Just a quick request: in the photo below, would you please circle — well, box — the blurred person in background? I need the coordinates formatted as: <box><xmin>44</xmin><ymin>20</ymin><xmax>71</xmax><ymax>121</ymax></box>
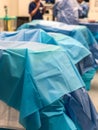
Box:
<box><xmin>53</xmin><ymin>0</ymin><xmax>79</xmax><ymax>25</ymax></box>
<box><xmin>77</xmin><ymin>0</ymin><xmax>89</xmax><ymax>18</ymax></box>
<box><xmin>29</xmin><ymin>0</ymin><xmax>46</xmax><ymax>20</ymax></box>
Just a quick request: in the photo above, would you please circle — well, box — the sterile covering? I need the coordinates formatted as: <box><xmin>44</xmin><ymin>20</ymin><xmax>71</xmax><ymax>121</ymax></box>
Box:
<box><xmin>0</xmin><ymin>27</ymin><xmax>96</xmax><ymax>90</ymax></box>
<box><xmin>0</xmin><ymin>42</ymin><xmax>85</xmax><ymax>130</ymax></box>
<box><xmin>0</xmin><ymin>39</ymin><xmax>98</xmax><ymax>129</ymax></box>
<box><xmin>0</xmin><ymin>29</ymin><xmax>90</xmax><ymax>65</ymax></box>
<box><xmin>0</xmin><ymin>41</ymin><xmax>98</xmax><ymax>130</ymax></box>
<box><xmin>0</xmin><ymin>29</ymin><xmax>94</xmax><ymax>90</ymax></box>
<box><xmin>17</xmin><ymin>20</ymin><xmax>98</xmax><ymax>68</ymax></box>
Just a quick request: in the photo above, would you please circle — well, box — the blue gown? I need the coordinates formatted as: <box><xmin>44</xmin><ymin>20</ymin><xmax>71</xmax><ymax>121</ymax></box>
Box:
<box><xmin>53</xmin><ymin>0</ymin><xmax>79</xmax><ymax>24</ymax></box>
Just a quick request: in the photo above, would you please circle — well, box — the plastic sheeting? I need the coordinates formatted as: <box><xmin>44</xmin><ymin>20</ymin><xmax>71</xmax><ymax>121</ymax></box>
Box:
<box><xmin>0</xmin><ymin>42</ymin><xmax>85</xmax><ymax>130</ymax></box>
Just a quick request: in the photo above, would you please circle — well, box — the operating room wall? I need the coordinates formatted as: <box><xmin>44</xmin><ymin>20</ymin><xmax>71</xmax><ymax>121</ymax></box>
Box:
<box><xmin>0</xmin><ymin>0</ymin><xmax>31</xmax><ymax>17</ymax></box>
<box><xmin>0</xmin><ymin>0</ymin><xmax>10</xmax><ymax>16</ymax></box>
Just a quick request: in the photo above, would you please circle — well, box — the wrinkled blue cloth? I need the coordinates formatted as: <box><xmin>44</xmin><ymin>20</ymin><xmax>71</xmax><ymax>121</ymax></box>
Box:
<box><xmin>17</xmin><ymin>20</ymin><xmax>97</xmax><ymax>48</ymax></box>
<box><xmin>63</xmin><ymin>88</ymin><xmax>98</xmax><ymax>130</ymax></box>
<box><xmin>79</xmin><ymin>22</ymin><xmax>98</xmax><ymax>42</ymax></box>
<box><xmin>0</xmin><ymin>29</ymin><xmax>95</xmax><ymax>90</ymax></box>
<box><xmin>17</xmin><ymin>20</ymin><xmax>98</xmax><ymax>90</ymax></box>
<box><xmin>81</xmin><ymin>68</ymin><xmax>96</xmax><ymax>90</ymax></box>
<box><xmin>79</xmin><ymin>22</ymin><xmax>98</xmax><ymax>34</ymax></box>
<box><xmin>0</xmin><ymin>42</ymin><xmax>85</xmax><ymax>130</ymax></box>
<box><xmin>35</xmin><ymin>100</ymin><xmax>77</xmax><ymax>130</ymax></box>
<box><xmin>17</xmin><ymin>20</ymin><xmax>98</xmax><ymax>68</ymax></box>
<box><xmin>0</xmin><ymin>31</ymin><xmax>98</xmax><ymax>129</ymax></box>
<box><xmin>0</xmin><ymin>29</ymin><xmax>90</xmax><ymax>65</ymax></box>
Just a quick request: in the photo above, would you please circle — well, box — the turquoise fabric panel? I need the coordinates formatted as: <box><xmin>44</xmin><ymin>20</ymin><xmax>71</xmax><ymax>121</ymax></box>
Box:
<box><xmin>0</xmin><ymin>29</ymin><xmax>90</xmax><ymax>65</ymax></box>
<box><xmin>17</xmin><ymin>20</ymin><xmax>97</xmax><ymax>47</ymax></box>
<box><xmin>0</xmin><ymin>29</ymin><xmax>94</xmax><ymax>91</ymax></box>
<box><xmin>48</xmin><ymin>32</ymin><xmax>90</xmax><ymax>64</ymax></box>
<box><xmin>39</xmin><ymin>100</ymin><xmax>77</xmax><ymax>130</ymax></box>
<box><xmin>17</xmin><ymin>20</ymin><xmax>98</xmax><ymax>68</ymax></box>
<box><xmin>82</xmin><ymin>68</ymin><xmax>96</xmax><ymax>90</ymax></box>
<box><xmin>93</xmin><ymin>32</ymin><xmax>98</xmax><ymax>43</ymax></box>
<box><xmin>0</xmin><ymin>49</ymin><xmax>26</xmax><ymax>109</ymax></box>
<box><xmin>0</xmin><ymin>42</ymin><xmax>84</xmax><ymax>130</ymax></box>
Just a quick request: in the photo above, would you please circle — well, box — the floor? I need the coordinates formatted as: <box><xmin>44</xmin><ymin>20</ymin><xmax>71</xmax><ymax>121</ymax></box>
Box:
<box><xmin>88</xmin><ymin>71</ymin><xmax>98</xmax><ymax>112</ymax></box>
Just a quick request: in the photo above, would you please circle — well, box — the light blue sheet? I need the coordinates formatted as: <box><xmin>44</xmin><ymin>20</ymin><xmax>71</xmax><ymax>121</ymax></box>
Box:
<box><xmin>0</xmin><ymin>42</ymin><xmax>84</xmax><ymax>130</ymax></box>
<box><xmin>0</xmin><ymin>28</ymin><xmax>95</xmax><ymax>90</ymax></box>
<box><xmin>17</xmin><ymin>20</ymin><xmax>96</xmax><ymax>47</ymax></box>
<box><xmin>0</xmin><ymin>29</ymin><xmax>90</xmax><ymax>65</ymax></box>
<box><xmin>17</xmin><ymin>20</ymin><xmax>98</xmax><ymax>68</ymax></box>
<box><xmin>0</xmin><ymin>30</ymin><xmax>98</xmax><ymax>129</ymax></box>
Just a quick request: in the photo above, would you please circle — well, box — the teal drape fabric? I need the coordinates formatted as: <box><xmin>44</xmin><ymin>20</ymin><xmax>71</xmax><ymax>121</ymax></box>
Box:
<box><xmin>0</xmin><ymin>43</ymin><xmax>84</xmax><ymax>130</ymax></box>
